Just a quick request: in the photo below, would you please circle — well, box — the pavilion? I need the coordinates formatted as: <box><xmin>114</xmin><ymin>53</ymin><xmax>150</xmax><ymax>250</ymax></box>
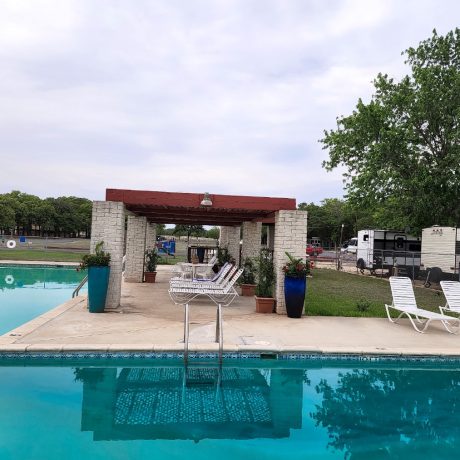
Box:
<box><xmin>90</xmin><ymin>189</ymin><xmax>308</xmax><ymax>314</ymax></box>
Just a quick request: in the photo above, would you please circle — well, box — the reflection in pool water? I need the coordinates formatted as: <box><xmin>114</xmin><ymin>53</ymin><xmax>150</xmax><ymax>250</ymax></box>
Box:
<box><xmin>0</xmin><ymin>266</ymin><xmax>86</xmax><ymax>334</ymax></box>
<box><xmin>312</xmin><ymin>367</ymin><xmax>460</xmax><ymax>459</ymax></box>
<box><xmin>77</xmin><ymin>366</ymin><xmax>305</xmax><ymax>442</ymax></box>
<box><xmin>0</xmin><ymin>360</ymin><xmax>458</xmax><ymax>459</ymax></box>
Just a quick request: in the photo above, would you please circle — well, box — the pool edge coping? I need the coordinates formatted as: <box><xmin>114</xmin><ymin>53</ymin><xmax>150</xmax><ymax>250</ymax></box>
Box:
<box><xmin>1</xmin><ymin>345</ymin><xmax>460</xmax><ymax>361</ymax></box>
<box><xmin>0</xmin><ymin>297</ymin><xmax>86</xmax><ymax>345</ymax></box>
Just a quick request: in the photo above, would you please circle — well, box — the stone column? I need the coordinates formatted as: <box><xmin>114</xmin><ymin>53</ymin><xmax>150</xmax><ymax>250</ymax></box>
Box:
<box><xmin>145</xmin><ymin>222</ymin><xmax>157</xmax><ymax>251</ymax></box>
<box><xmin>124</xmin><ymin>215</ymin><xmax>147</xmax><ymax>283</ymax></box>
<box><xmin>90</xmin><ymin>201</ymin><xmax>125</xmax><ymax>309</ymax></box>
<box><xmin>273</xmin><ymin>210</ymin><xmax>308</xmax><ymax>314</ymax></box>
<box><xmin>241</xmin><ymin>221</ymin><xmax>262</xmax><ymax>262</ymax></box>
<box><xmin>267</xmin><ymin>224</ymin><xmax>275</xmax><ymax>250</ymax></box>
<box><xmin>219</xmin><ymin>225</ymin><xmax>241</xmax><ymax>266</ymax></box>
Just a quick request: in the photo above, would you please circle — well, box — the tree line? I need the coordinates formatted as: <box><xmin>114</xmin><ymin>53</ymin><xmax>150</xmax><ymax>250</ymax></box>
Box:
<box><xmin>0</xmin><ymin>191</ymin><xmax>92</xmax><ymax>237</ymax></box>
<box><xmin>298</xmin><ymin>198</ymin><xmax>378</xmax><ymax>246</ymax></box>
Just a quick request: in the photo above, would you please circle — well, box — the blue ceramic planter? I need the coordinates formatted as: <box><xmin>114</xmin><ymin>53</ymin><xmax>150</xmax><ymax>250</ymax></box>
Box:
<box><xmin>284</xmin><ymin>276</ymin><xmax>307</xmax><ymax>318</ymax></box>
<box><xmin>88</xmin><ymin>266</ymin><xmax>110</xmax><ymax>313</ymax></box>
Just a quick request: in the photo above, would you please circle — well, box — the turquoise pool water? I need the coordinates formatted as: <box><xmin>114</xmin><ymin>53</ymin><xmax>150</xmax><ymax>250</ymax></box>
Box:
<box><xmin>0</xmin><ymin>359</ymin><xmax>458</xmax><ymax>459</ymax></box>
<box><xmin>0</xmin><ymin>266</ymin><xmax>86</xmax><ymax>335</ymax></box>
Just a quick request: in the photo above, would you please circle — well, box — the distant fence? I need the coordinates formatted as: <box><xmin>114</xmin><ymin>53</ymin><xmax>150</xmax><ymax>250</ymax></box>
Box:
<box><xmin>0</xmin><ymin>236</ymin><xmax>90</xmax><ymax>253</ymax></box>
<box><xmin>318</xmin><ymin>249</ymin><xmax>460</xmax><ymax>286</ymax></box>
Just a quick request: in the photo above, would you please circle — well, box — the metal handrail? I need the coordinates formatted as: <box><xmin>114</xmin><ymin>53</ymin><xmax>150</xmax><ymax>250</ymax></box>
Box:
<box><xmin>183</xmin><ymin>302</ymin><xmax>223</xmax><ymax>365</ymax></box>
<box><xmin>72</xmin><ymin>275</ymin><xmax>88</xmax><ymax>298</ymax></box>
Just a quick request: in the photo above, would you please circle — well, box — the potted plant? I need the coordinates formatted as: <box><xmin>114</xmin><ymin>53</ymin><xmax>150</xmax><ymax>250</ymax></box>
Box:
<box><xmin>144</xmin><ymin>248</ymin><xmax>159</xmax><ymax>283</ymax></box>
<box><xmin>217</xmin><ymin>246</ymin><xmax>235</xmax><ymax>267</ymax></box>
<box><xmin>282</xmin><ymin>252</ymin><xmax>309</xmax><ymax>318</ymax></box>
<box><xmin>240</xmin><ymin>257</ymin><xmax>257</xmax><ymax>296</ymax></box>
<box><xmin>255</xmin><ymin>248</ymin><xmax>275</xmax><ymax>313</ymax></box>
<box><xmin>80</xmin><ymin>241</ymin><xmax>111</xmax><ymax>313</ymax></box>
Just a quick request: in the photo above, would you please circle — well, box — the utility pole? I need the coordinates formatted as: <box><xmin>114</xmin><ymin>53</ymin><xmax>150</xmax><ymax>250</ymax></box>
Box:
<box><xmin>337</xmin><ymin>223</ymin><xmax>344</xmax><ymax>270</ymax></box>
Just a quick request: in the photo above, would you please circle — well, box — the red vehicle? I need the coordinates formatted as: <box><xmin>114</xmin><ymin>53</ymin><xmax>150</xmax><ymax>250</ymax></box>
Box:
<box><xmin>306</xmin><ymin>244</ymin><xmax>323</xmax><ymax>256</ymax></box>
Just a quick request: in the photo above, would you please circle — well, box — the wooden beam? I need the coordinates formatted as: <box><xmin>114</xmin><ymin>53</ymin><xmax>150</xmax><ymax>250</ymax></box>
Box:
<box><xmin>106</xmin><ymin>188</ymin><xmax>296</xmax><ymax>212</ymax></box>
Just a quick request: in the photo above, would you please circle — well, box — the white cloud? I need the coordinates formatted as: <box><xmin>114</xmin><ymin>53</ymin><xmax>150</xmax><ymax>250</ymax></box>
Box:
<box><xmin>0</xmin><ymin>0</ymin><xmax>459</xmax><ymax>205</ymax></box>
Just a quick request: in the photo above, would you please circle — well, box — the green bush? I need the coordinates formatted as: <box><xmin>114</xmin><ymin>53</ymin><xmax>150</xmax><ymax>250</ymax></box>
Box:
<box><xmin>256</xmin><ymin>248</ymin><xmax>275</xmax><ymax>297</ymax></box>
<box><xmin>145</xmin><ymin>248</ymin><xmax>159</xmax><ymax>272</ymax></box>
<box><xmin>356</xmin><ymin>298</ymin><xmax>371</xmax><ymax>312</ymax></box>
<box><xmin>80</xmin><ymin>241</ymin><xmax>110</xmax><ymax>269</ymax></box>
<box><xmin>240</xmin><ymin>257</ymin><xmax>256</xmax><ymax>285</ymax></box>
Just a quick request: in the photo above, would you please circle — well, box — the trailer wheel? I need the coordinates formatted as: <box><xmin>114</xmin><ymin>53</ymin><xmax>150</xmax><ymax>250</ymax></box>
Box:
<box><xmin>429</xmin><ymin>267</ymin><xmax>442</xmax><ymax>283</ymax></box>
<box><xmin>356</xmin><ymin>258</ymin><xmax>365</xmax><ymax>273</ymax></box>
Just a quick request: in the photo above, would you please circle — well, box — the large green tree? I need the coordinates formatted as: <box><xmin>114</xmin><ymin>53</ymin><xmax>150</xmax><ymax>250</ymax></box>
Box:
<box><xmin>321</xmin><ymin>29</ymin><xmax>460</xmax><ymax>234</ymax></box>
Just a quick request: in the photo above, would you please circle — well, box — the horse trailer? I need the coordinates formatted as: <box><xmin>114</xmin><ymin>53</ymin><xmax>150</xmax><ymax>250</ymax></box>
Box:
<box><xmin>356</xmin><ymin>229</ymin><xmax>421</xmax><ymax>276</ymax></box>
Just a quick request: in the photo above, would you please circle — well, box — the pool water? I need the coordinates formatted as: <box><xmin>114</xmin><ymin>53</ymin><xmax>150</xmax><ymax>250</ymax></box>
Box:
<box><xmin>0</xmin><ymin>359</ymin><xmax>459</xmax><ymax>459</ymax></box>
<box><xmin>0</xmin><ymin>266</ymin><xmax>87</xmax><ymax>335</ymax></box>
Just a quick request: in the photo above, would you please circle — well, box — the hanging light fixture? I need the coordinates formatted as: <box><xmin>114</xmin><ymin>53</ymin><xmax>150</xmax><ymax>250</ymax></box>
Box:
<box><xmin>200</xmin><ymin>192</ymin><xmax>213</xmax><ymax>207</ymax></box>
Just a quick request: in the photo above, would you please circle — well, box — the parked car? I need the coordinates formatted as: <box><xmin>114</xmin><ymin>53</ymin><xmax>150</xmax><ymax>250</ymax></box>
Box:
<box><xmin>341</xmin><ymin>237</ymin><xmax>358</xmax><ymax>254</ymax></box>
<box><xmin>306</xmin><ymin>244</ymin><xmax>323</xmax><ymax>256</ymax></box>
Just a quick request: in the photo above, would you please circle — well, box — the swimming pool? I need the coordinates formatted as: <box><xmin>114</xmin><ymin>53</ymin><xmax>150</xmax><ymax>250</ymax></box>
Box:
<box><xmin>0</xmin><ymin>357</ymin><xmax>458</xmax><ymax>459</ymax></box>
<box><xmin>0</xmin><ymin>265</ymin><xmax>86</xmax><ymax>335</ymax></box>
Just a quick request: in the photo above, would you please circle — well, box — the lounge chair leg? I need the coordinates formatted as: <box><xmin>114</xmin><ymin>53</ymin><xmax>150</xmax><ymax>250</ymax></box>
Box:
<box><xmin>407</xmin><ymin>315</ymin><xmax>430</xmax><ymax>333</ymax></box>
<box><xmin>385</xmin><ymin>305</ymin><xmax>405</xmax><ymax>324</ymax></box>
<box><xmin>441</xmin><ymin>319</ymin><xmax>460</xmax><ymax>334</ymax></box>
<box><xmin>386</xmin><ymin>304</ymin><xmax>429</xmax><ymax>333</ymax></box>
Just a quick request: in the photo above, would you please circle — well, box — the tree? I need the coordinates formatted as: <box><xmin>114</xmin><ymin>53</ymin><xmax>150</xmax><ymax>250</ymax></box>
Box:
<box><xmin>206</xmin><ymin>226</ymin><xmax>220</xmax><ymax>240</ymax></box>
<box><xmin>172</xmin><ymin>224</ymin><xmax>205</xmax><ymax>242</ymax></box>
<box><xmin>298</xmin><ymin>199</ymin><xmax>378</xmax><ymax>244</ymax></box>
<box><xmin>312</xmin><ymin>368</ymin><xmax>460</xmax><ymax>458</ymax></box>
<box><xmin>0</xmin><ymin>191</ymin><xmax>92</xmax><ymax>237</ymax></box>
<box><xmin>0</xmin><ymin>198</ymin><xmax>15</xmax><ymax>234</ymax></box>
<box><xmin>321</xmin><ymin>29</ymin><xmax>460</xmax><ymax>234</ymax></box>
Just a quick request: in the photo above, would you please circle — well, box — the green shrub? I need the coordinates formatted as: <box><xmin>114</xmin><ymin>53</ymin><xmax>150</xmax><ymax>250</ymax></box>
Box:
<box><xmin>80</xmin><ymin>241</ymin><xmax>110</xmax><ymax>269</ymax></box>
<box><xmin>256</xmin><ymin>248</ymin><xmax>275</xmax><ymax>297</ymax></box>
<box><xmin>145</xmin><ymin>248</ymin><xmax>159</xmax><ymax>272</ymax></box>
<box><xmin>240</xmin><ymin>257</ymin><xmax>256</xmax><ymax>285</ymax></box>
<box><xmin>356</xmin><ymin>298</ymin><xmax>371</xmax><ymax>312</ymax></box>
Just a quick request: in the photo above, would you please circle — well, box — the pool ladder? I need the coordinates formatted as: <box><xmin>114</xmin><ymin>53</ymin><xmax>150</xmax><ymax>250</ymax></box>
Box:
<box><xmin>183</xmin><ymin>302</ymin><xmax>223</xmax><ymax>365</ymax></box>
<box><xmin>72</xmin><ymin>276</ymin><xmax>88</xmax><ymax>298</ymax></box>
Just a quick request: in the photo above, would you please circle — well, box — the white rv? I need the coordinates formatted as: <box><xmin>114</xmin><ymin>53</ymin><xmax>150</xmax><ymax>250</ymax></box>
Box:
<box><xmin>356</xmin><ymin>229</ymin><xmax>421</xmax><ymax>275</ymax></box>
<box><xmin>421</xmin><ymin>226</ymin><xmax>460</xmax><ymax>277</ymax></box>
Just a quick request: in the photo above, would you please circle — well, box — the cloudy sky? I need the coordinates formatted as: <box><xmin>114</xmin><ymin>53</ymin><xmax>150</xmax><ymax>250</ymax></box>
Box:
<box><xmin>0</xmin><ymin>0</ymin><xmax>458</xmax><ymax>204</ymax></box>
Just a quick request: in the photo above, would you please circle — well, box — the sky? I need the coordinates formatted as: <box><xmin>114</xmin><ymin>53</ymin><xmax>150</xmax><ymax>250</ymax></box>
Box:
<box><xmin>0</xmin><ymin>0</ymin><xmax>459</xmax><ymax>204</ymax></box>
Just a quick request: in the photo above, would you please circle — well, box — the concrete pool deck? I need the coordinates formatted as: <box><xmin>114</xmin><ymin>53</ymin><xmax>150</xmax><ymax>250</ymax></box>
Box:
<box><xmin>1</xmin><ymin>266</ymin><xmax>459</xmax><ymax>356</ymax></box>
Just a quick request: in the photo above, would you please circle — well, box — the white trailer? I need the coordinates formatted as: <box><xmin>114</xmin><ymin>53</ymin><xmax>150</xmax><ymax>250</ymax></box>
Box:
<box><xmin>421</xmin><ymin>227</ymin><xmax>460</xmax><ymax>279</ymax></box>
<box><xmin>356</xmin><ymin>229</ymin><xmax>421</xmax><ymax>276</ymax></box>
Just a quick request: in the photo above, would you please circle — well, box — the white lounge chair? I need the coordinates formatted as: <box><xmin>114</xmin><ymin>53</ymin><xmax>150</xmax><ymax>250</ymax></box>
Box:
<box><xmin>169</xmin><ymin>267</ymin><xmax>243</xmax><ymax>364</ymax></box>
<box><xmin>170</xmin><ymin>255</ymin><xmax>219</xmax><ymax>280</ymax></box>
<box><xmin>194</xmin><ymin>254</ymin><xmax>218</xmax><ymax>278</ymax></box>
<box><xmin>170</xmin><ymin>263</ymin><xmax>232</xmax><ymax>287</ymax></box>
<box><xmin>440</xmin><ymin>281</ymin><xmax>460</xmax><ymax>316</ymax></box>
<box><xmin>169</xmin><ymin>268</ymin><xmax>243</xmax><ymax>307</ymax></box>
<box><xmin>385</xmin><ymin>276</ymin><xmax>460</xmax><ymax>333</ymax></box>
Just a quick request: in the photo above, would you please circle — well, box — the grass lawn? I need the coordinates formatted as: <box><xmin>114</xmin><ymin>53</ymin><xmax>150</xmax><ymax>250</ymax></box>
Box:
<box><xmin>0</xmin><ymin>249</ymin><xmax>84</xmax><ymax>262</ymax></box>
<box><xmin>157</xmin><ymin>254</ymin><xmax>187</xmax><ymax>265</ymax></box>
<box><xmin>306</xmin><ymin>268</ymin><xmax>445</xmax><ymax>317</ymax></box>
